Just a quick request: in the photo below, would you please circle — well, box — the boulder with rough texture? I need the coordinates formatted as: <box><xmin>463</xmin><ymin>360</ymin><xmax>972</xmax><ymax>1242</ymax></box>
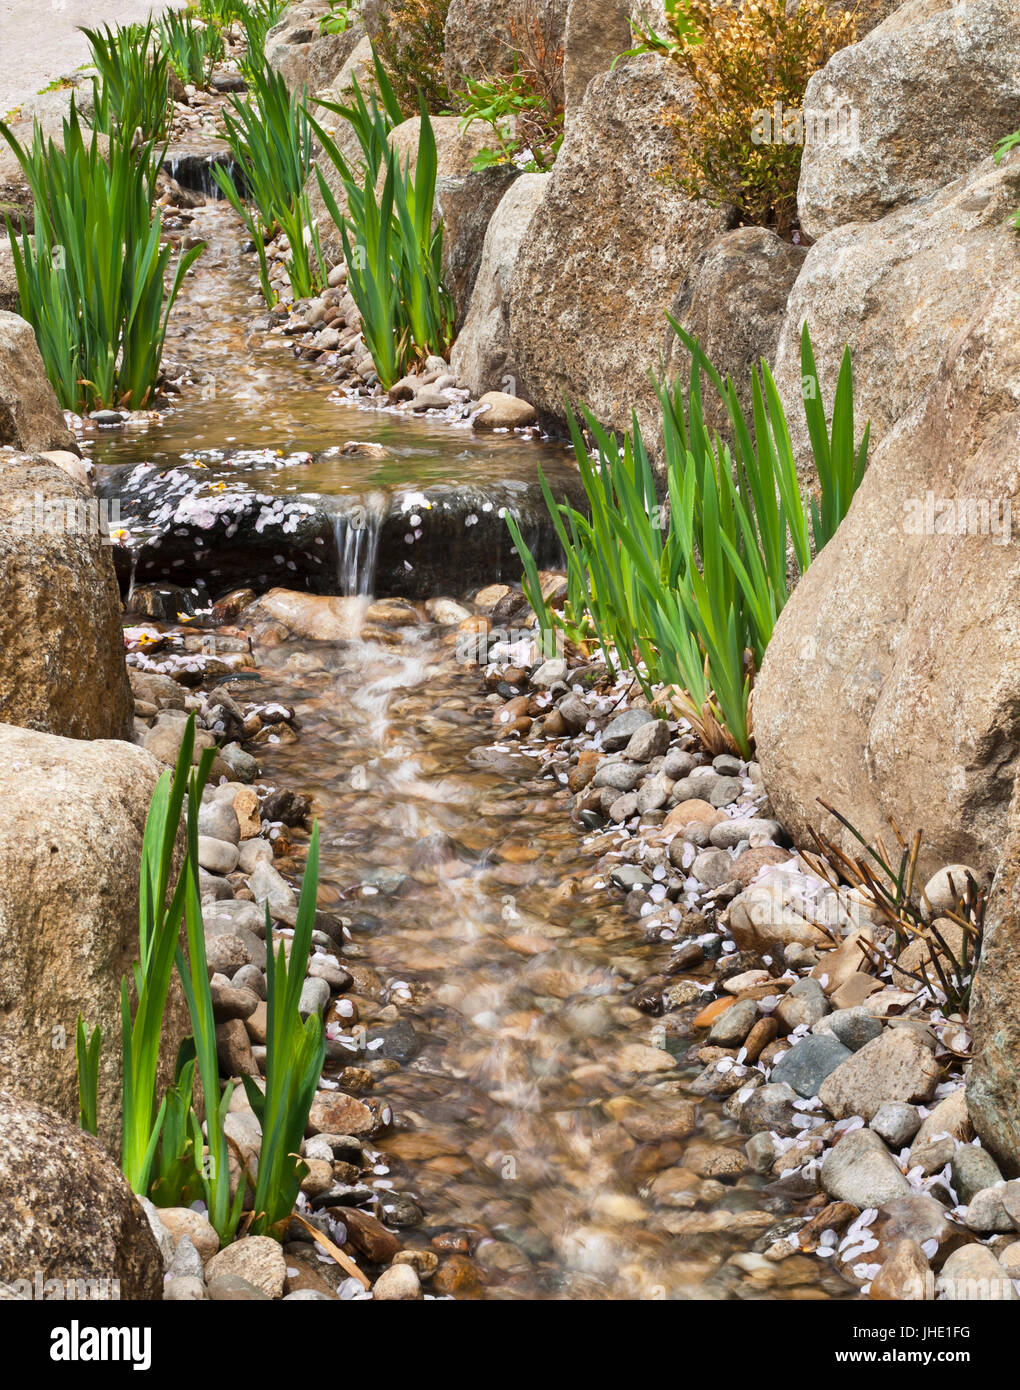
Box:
<box><xmin>0</xmin><ymin>726</ymin><xmax>190</xmax><ymax>1152</ymax></box>
<box><xmin>436</xmin><ymin>166</ymin><xmax>519</xmax><ymax>329</ymax></box>
<box><xmin>0</xmin><ymin>1091</ymin><xmax>163</xmax><ymax>1299</ymax></box>
<box><xmin>504</xmin><ymin>55</ymin><xmax>732</xmax><ymax>441</ymax></box>
<box><xmin>451</xmin><ymin>172</ymin><xmax>549</xmax><ymax>397</ymax></box>
<box><xmin>818</xmin><ymin>1028</ymin><xmax>941</xmax><ymax>1122</ymax></box>
<box><xmin>266</xmin><ymin>2</ymin><xmax>364</xmax><ymax>95</ymax></box>
<box><xmin>798</xmin><ymin>0</ymin><xmax>1020</xmax><ymax>240</ymax></box>
<box><xmin>443</xmin><ymin>0</ymin><xmax>568</xmax><ymax>98</ymax></box>
<box><xmin>665</xmin><ymin>226</ymin><xmax>807</xmax><ymax>434</ymax></box>
<box><xmin>971</xmin><ymin>787</ymin><xmax>1020</xmax><ymax>1176</ymax></box>
<box><xmin>0</xmin><ymin>241</ymin><xmax>16</xmax><ymax>314</ymax></box>
<box><xmin>757</xmin><ymin>228</ymin><xmax>1020</xmax><ymax>876</ymax></box>
<box><xmin>563</xmin><ymin>0</ymin><xmax>632</xmax><ymax>117</ymax></box>
<box><xmin>0</xmin><ymin>452</ymin><xmax>132</xmax><ymax>739</ymax></box>
<box><xmin>774</xmin><ymin>153</ymin><xmax>1020</xmax><ymax>472</ymax></box>
<box><xmin>0</xmin><ymin>313</ymin><xmax>76</xmax><ymax>453</ymax></box>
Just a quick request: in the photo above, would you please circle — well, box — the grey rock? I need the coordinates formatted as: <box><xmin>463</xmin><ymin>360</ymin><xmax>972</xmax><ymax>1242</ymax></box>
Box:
<box><xmin>531</xmin><ymin>658</ymin><xmax>568</xmax><ymax>687</ymax></box>
<box><xmin>168</xmin><ymin>1235</ymin><xmax>204</xmax><ymax>1282</ymax></box>
<box><xmin>593</xmin><ymin>760</ymin><xmax>644</xmax><ymax>792</ymax></box>
<box><xmin>692</xmin><ymin>848</ymin><xmax>735</xmax><ymax>890</ymax></box>
<box><xmin>198</xmin><ymin>800</ymin><xmax>241</xmax><ymax>845</ymax></box>
<box><xmin>820</xmin><ymin>1127</ymin><xmax>912</xmax><ymax>1208</ymax></box>
<box><xmin>738</xmin><ymin>1082</ymin><xmax>802</xmax><ymax>1137</ymax></box>
<box><xmin>636</xmin><ymin>771</ymin><xmax>673</xmax><ymax>814</ymax></box>
<box><xmin>206</xmin><ymin>1273</ymin><xmax>272</xmax><ymax>1301</ymax></box>
<box><xmin>710</xmin><ymin>817</ymin><xmax>782</xmax><ymax>850</ymax></box>
<box><xmin>557</xmin><ymin>693</ymin><xmax>589</xmax><ymax>731</ymax></box>
<box><xmin>712</xmin><ymin>754</ymin><xmax>743</xmax><ymax>776</ymax></box>
<box><xmin>708</xmin><ymin>776</ymin><xmax>744</xmax><ymax>808</ymax></box>
<box><xmin>298</xmin><ymin>977</ymin><xmax>331</xmax><ymax>1019</ymax></box>
<box><xmin>871</xmin><ymin>1102</ymin><xmax>923</xmax><ymax>1150</ymax></box>
<box><xmin>625</xmin><ymin>719</ymin><xmax>670</xmax><ymax>762</ymax></box>
<box><xmin>818</xmin><ymin>1027</ymin><xmax>941</xmax><ymax>1121</ymax></box>
<box><xmin>602</xmin><ymin>709</ymin><xmax>654</xmax><ymax>751</ymax></box>
<box><xmin>608</xmin><ymin>792</ymin><xmax>638</xmax><ymax>822</ymax></box>
<box><xmin>745</xmin><ymin>1131</ymin><xmax>778</xmax><ymax>1175</ymax></box>
<box><xmin>198</xmin><ymin>835</ymin><xmax>240</xmax><ymax>875</ymax></box>
<box><xmin>164</xmin><ymin>1275</ymin><xmax>208</xmax><ymax>1300</ymax></box>
<box><xmin>609</xmin><ymin>864</ymin><xmax>653</xmax><ymax>893</ymax></box>
<box><xmin>772</xmin><ymin>1033</ymin><xmax>852</xmax><ymax>1099</ymax></box>
<box><xmin>706</xmin><ymin>997</ymin><xmax>758</xmax><ymax>1047</ymax></box>
<box><xmin>238</xmin><ymin>839</ymin><xmax>274</xmax><ymax>874</ymax></box>
<box><xmin>964</xmin><ymin>1185</ymin><xmax>1013</xmax><ymax>1233</ymax></box>
<box><xmin>815</xmin><ymin>1007</ymin><xmax>884</xmax><ymax>1052</ymax></box>
<box><xmin>663</xmin><ymin>749</ymin><xmax>696</xmax><ymax>780</ymax></box>
<box><xmin>952</xmin><ymin>1146</ymin><xmax>1005</xmax><ymax>1206</ymax></box>
<box><xmin>775</xmin><ymin>976</ymin><xmax>830</xmax><ymax>1032</ymax></box>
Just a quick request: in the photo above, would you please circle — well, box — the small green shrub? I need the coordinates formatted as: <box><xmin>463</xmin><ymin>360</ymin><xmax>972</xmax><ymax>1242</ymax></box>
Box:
<box><xmin>455</xmin><ymin>68</ymin><xmax>562</xmax><ymax>172</ymax></box>
<box><xmin>320</xmin><ymin>0</ymin><xmax>361</xmax><ymax>35</ymax></box>
<box><xmin>366</xmin><ymin>0</ymin><xmax>451</xmax><ymax>114</ymax></box>
<box><xmin>1</xmin><ymin>103</ymin><xmax>203</xmax><ymax>410</ymax></box>
<box><xmin>508</xmin><ymin>322</ymin><xmax>870</xmax><ymax>757</ymax></box>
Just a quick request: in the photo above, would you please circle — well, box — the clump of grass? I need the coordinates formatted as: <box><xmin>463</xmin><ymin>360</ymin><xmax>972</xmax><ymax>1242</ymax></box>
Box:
<box><xmin>84</xmin><ymin>19</ymin><xmax>172</xmax><ymax>144</ymax></box>
<box><xmin>76</xmin><ymin>715</ymin><xmax>326</xmax><ymax>1245</ymax></box>
<box><xmin>309</xmin><ymin>57</ymin><xmax>455</xmax><ymax>385</ymax></box>
<box><xmin>243</xmin><ymin>825</ymin><xmax>326</xmax><ymax>1236</ymax></box>
<box><xmin>214</xmin><ymin>63</ymin><xmax>326</xmax><ymax>303</ymax></box>
<box><xmin>1</xmin><ymin>102</ymin><xmax>203</xmax><ymax>410</ymax></box>
<box><xmin>507</xmin><ymin>321</ymin><xmax>869</xmax><ymax>757</ymax></box>
<box><xmin>156</xmin><ymin>9</ymin><xmax>225</xmax><ymax>87</ymax></box>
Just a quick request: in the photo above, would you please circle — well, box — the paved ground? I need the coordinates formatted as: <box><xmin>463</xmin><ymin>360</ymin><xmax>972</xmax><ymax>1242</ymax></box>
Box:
<box><xmin>0</xmin><ymin>0</ymin><xmax>184</xmax><ymax>116</ymax></box>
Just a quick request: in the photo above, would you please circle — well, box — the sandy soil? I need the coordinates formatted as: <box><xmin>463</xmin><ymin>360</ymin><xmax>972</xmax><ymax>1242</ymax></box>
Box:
<box><xmin>0</xmin><ymin>0</ymin><xmax>185</xmax><ymax>116</ymax></box>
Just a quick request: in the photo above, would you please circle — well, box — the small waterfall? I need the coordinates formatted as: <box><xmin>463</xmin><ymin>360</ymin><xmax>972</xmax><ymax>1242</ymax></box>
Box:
<box><xmin>332</xmin><ymin>494</ymin><xmax>386</xmax><ymax>597</ymax></box>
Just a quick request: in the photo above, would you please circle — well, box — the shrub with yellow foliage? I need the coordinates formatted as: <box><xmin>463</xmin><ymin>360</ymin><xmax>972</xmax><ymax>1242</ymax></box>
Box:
<box><xmin>641</xmin><ymin>0</ymin><xmax>859</xmax><ymax>237</ymax></box>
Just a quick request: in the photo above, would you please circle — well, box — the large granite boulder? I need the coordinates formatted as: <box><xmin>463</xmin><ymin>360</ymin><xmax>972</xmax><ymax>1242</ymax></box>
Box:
<box><xmin>755</xmin><ymin>263</ymin><xmax>1020</xmax><ymax>880</ymax></box>
<box><xmin>0</xmin><ymin>312</ymin><xmax>76</xmax><ymax>453</ymax></box>
<box><xmin>798</xmin><ymin>0</ymin><xmax>1020</xmax><ymax>239</ymax></box>
<box><xmin>451</xmin><ymin>171</ymin><xmax>549</xmax><ymax>396</ymax></box>
<box><xmin>0</xmin><ymin>451</ymin><xmax>132</xmax><ymax>739</ymax></box>
<box><xmin>436</xmin><ymin>165</ymin><xmax>519</xmax><ymax>331</ymax></box>
<box><xmin>504</xmin><ymin>55</ymin><xmax>733</xmax><ymax>440</ymax></box>
<box><xmin>772</xmin><ymin>153</ymin><xmax>1020</xmax><ymax>469</ymax></box>
<box><xmin>0</xmin><ymin>1091</ymin><xmax>163</xmax><ymax>1300</ymax></box>
<box><xmin>0</xmin><ymin>726</ymin><xmax>192</xmax><ymax>1154</ymax></box>
<box><xmin>665</xmin><ymin>226</ymin><xmax>807</xmax><ymax>433</ymax></box>
<box><xmin>266</xmin><ymin>1</ymin><xmax>364</xmax><ymax>94</ymax></box>
<box><xmin>443</xmin><ymin>0</ymin><xmax>568</xmax><ymax>99</ymax></box>
<box><xmin>563</xmin><ymin>0</ymin><xmax>632</xmax><ymax>119</ymax></box>
<box><xmin>970</xmin><ymin>782</ymin><xmax>1020</xmax><ymax>1175</ymax></box>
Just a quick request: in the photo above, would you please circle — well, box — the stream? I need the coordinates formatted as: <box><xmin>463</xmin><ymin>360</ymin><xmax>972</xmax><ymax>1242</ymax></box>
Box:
<box><xmin>93</xmin><ymin>201</ymin><xmax>853</xmax><ymax>1301</ymax></box>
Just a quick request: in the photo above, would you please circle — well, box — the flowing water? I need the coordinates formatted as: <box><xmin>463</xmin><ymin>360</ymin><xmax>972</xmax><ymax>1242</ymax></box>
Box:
<box><xmin>95</xmin><ymin>201</ymin><xmax>851</xmax><ymax>1299</ymax></box>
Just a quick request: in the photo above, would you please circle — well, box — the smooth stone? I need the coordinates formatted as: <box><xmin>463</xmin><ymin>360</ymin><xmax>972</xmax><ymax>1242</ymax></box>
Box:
<box><xmin>871</xmin><ymin>1102</ymin><xmax>923</xmax><ymax>1150</ymax></box>
<box><xmin>372</xmin><ymin>1264</ymin><xmax>422</xmax><ymax>1300</ymax></box>
<box><xmin>774</xmin><ymin>976</ymin><xmax>830</xmax><ymax>1032</ymax></box>
<box><xmin>298</xmin><ymin>977</ymin><xmax>331</xmax><ymax>1018</ymax></box>
<box><xmin>710</xmin><ymin>817</ymin><xmax>782</xmax><ymax>849</ymax></box>
<box><xmin>771</xmin><ymin>1033</ymin><xmax>852</xmax><ymax>1099</ymax></box>
<box><xmin>198</xmin><ymin>800</ymin><xmax>241</xmax><ymax>845</ymax></box>
<box><xmin>952</xmin><ymin>1146</ymin><xmax>1005</xmax><ymax>1206</ymax></box>
<box><xmin>937</xmin><ymin>1244</ymin><xmax>1017</xmax><ymax>1300</ymax></box>
<box><xmin>624</xmin><ymin>719</ymin><xmax>670</xmax><ymax>762</ymax></box>
<box><xmin>820</xmin><ymin>1128</ymin><xmax>912</xmax><ymax>1207</ymax></box>
<box><xmin>602</xmin><ymin>709</ymin><xmax>654</xmax><ymax>751</ymax></box>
